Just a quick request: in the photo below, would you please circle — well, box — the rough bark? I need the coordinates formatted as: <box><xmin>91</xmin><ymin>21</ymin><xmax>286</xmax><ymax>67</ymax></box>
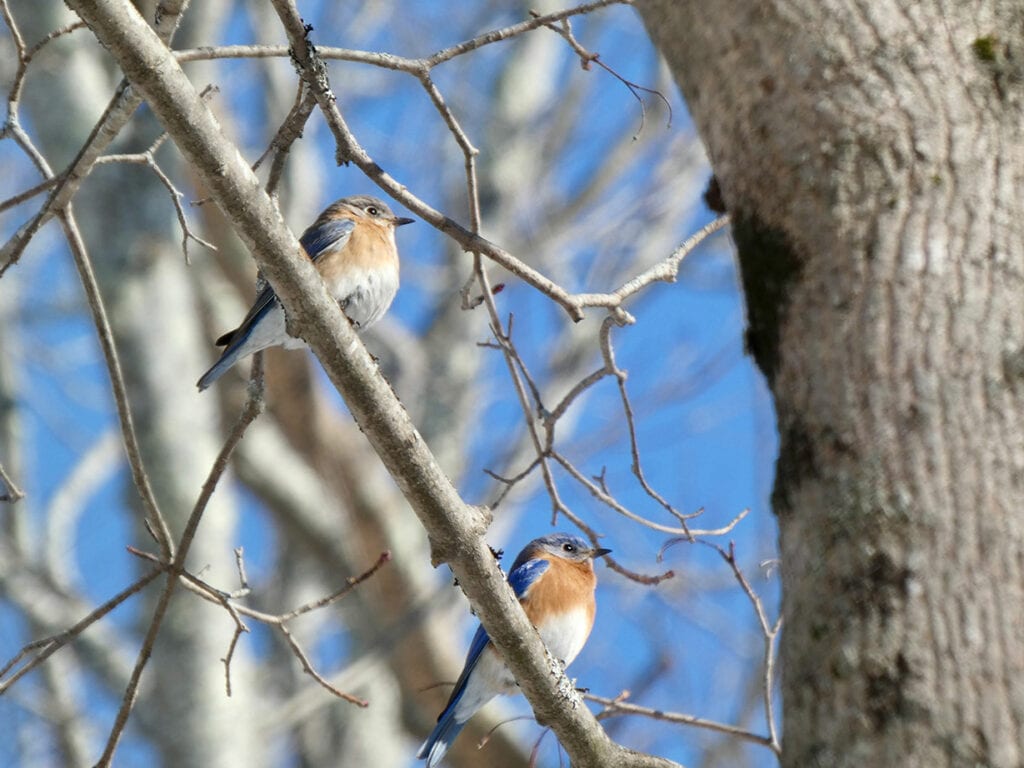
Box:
<box><xmin>639</xmin><ymin>1</ymin><xmax>1024</xmax><ymax>766</ymax></box>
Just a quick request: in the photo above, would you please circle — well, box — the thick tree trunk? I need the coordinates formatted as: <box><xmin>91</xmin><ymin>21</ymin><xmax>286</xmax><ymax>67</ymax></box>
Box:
<box><xmin>639</xmin><ymin>1</ymin><xmax>1024</xmax><ymax>766</ymax></box>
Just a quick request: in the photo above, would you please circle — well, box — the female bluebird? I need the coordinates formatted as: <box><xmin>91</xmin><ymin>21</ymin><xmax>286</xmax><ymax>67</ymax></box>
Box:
<box><xmin>418</xmin><ymin>533</ymin><xmax>611</xmax><ymax>767</ymax></box>
<box><xmin>196</xmin><ymin>195</ymin><xmax>413</xmax><ymax>390</ymax></box>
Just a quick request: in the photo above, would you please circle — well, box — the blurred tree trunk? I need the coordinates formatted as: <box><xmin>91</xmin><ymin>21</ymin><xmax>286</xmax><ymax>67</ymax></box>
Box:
<box><xmin>639</xmin><ymin>1</ymin><xmax>1024</xmax><ymax>766</ymax></box>
<box><xmin>17</xmin><ymin>1</ymin><xmax>262</xmax><ymax>764</ymax></box>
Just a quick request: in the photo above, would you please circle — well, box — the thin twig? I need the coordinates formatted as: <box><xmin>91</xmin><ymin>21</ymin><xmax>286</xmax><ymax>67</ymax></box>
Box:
<box><xmin>97</xmin><ymin>151</ymin><xmax>217</xmax><ymax>263</ymax></box>
<box><xmin>551</xmin><ymin>450</ymin><xmax>743</xmax><ymax>537</ymax></box>
<box><xmin>585</xmin><ymin>691</ymin><xmax>778</xmax><ymax>753</ymax></box>
<box><xmin>95</xmin><ymin>383</ymin><xmax>265</xmax><ymax>766</ymax></box>
<box><xmin>279</xmin><ymin>624</ymin><xmax>369</xmax><ymax>707</ymax></box>
<box><xmin>231</xmin><ymin>546</ymin><xmax>251</xmax><ymax>597</ymax></box>
<box><xmin>0</xmin><ymin>569</ymin><xmax>161</xmax><ymax>692</ymax></box>
<box><xmin>483</xmin><ymin>315</ymin><xmax>566</xmax><ymax>525</ymax></box>
<box><xmin>126</xmin><ymin>547</ymin><xmax>391</xmax><ymax>704</ymax></box>
<box><xmin>545</xmin><ymin>365</ymin><xmax>612</xmax><ymax>425</ymax></box>
<box><xmin>58</xmin><ymin>210</ymin><xmax>174</xmax><ymax>558</ymax></box>
<box><xmin>598</xmin><ymin>313</ymin><xmax>692</xmax><ymax>534</ymax></box>
<box><xmin>709</xmin><ymin>542</ymin><xmax>782</xmax><ymax>754</ymax></box>
<box><xmin>483</xmin><ymin>457</ymin><xmax>542</xmax><ymax>508</ymax></box>
<box><xmin>220</xmin><ymin>618</ymin><xmax>248</xmax><ymax>697</ymax></box>
<box><xmin>256</xmin><ymin>82</ymin><xmax>317</xmax><ymax>198</ymax></box>
<box><xmin>532</xmin><ymin>13</ymin><xmax>673</xmax><ymax>139</ymax></box>
<box><xmin>278</xmin><ymin>550</ymin><xmax>392</xmax><ymax>621</ymax></box>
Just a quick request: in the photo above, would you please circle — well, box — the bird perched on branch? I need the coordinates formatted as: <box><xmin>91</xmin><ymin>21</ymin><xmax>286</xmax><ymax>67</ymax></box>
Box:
<box><xmin>418</xmin><ymin>533</ymin><xmax>611</xmax><ymax>767</ymax></box>
<box><xmin>197</xmin><ymin>194</ymin><xmax>413</xmax><ymax>391</ymax></box>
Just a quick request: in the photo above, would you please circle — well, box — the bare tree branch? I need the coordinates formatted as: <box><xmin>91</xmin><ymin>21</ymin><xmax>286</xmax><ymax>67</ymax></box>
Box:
<box><xmin>0</xmin><ymin>458</ymin><xmax>23</xmax><ymax>502</ymax></box>
<box><xmin>59</xmin><ymin>210</ymin><xmax>175</xmax><ymax>557</ymax></box>
<box><xmin>95</xmin><ymin>371</ymin><xmax>264</xmax><ymax>766</ymax></box>
<box><xmin>0</xmin><ymin>0</ymin><xmax>189</xmax><ymax>276</ymax></box>
<box><xmin>95</xmin><ymin>87</ymin><xmax>219</xmax><ymax>262</ymax></box>
<box><xmin>0</xmin><ymin>569</ymin><xmax>161</xmax><ymax>693</ymax></box>
<box><xmin>586</xmin><ymin>691</ymin><xmax>777</xmax><ymax>754</ymax></box>
<box><xmin>64</xmin><ymin>1</ymin><xmax>679</xmax><ymax>764</ymax></box>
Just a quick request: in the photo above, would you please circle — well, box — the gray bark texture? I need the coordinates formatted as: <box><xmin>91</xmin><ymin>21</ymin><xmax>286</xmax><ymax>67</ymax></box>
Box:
<box><xmin>639</xmin><ymin>1</ymin><xmax>1024</xmax><ymax>766</ymax></box>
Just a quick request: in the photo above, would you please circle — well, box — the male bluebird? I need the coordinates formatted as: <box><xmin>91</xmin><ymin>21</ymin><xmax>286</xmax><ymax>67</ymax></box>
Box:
<box><xmin>196</xmin><ymin>195</ymin><xmax>413</xmax><ymax>390</ymax></box>
<box><xmin>418</xmin><ymin>533</ymin><xmax>611</xmax><ymax>767</ymax></box>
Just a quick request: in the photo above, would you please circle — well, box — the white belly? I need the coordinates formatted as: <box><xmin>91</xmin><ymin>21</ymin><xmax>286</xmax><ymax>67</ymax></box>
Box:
<box><xmin>327</xmin><ymin>263</ymin><xmax>399</xmax><ymax>330</ymax></box>
<box><xmin>538</xmin><ymin>607</ymin><xmax>591</xmax><ymax>667</ymax></box>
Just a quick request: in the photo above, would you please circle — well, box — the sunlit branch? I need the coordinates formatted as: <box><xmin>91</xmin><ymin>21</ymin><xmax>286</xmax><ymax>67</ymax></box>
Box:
<box><xmin>0</xmin><ymin>458</ymin><xmax>23</xmax><ymax>502</ymax></box>
<box><xmin>586</xmin><ymin>690</ymin><xmax>779</xmax><ymax>755</ymax></box>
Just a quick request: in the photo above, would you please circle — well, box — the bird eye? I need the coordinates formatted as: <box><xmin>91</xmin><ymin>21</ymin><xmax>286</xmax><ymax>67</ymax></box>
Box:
<box><xmin>366</xmin><ymin>205</ymin><xmax>380</xmax><ymax>216</ymax></box>
<box><xmin>562</xmin><ymin>542</ymin><xmax>576</xmax><ymax>553</ymax></box>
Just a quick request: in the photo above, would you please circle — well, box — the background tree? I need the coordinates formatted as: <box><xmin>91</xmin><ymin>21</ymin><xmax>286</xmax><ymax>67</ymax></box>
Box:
<box><xmin>639</xmin><ymin>1</ymin><xmax>1024</xmax><ymax>766</ymax></box>
<box><xmin>1</xmin><ymin>1</ymin><xmax>780</xmax><ymax>767</ymax></box>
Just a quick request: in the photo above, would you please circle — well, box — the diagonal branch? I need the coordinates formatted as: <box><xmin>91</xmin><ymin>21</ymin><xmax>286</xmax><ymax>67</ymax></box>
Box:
<box><xmin>586</xmin><ymin>690</ymin><xmax>777</xmax><ymax>753</ymax></box>
<box><xmin>59</xmin><ymin>209</ymin><xmax>174</xmax><ymax>558</ymax></box>
<box><xmin>0</xmin><ymin>569</ymin><xmax>161</xmax><ymax>693</ymax></box>
<box><xmin>65</xmin><ymin>1</ymin><xmax>678</xmax><ymax>765</ymax></box>
<box><xmin>94</xmin><ymin>363</ymin><xmax>264</xmax><ymax>766</ymax></box>
<box><xmin>0</xmin><ymin>0</ymin><xmax>189</xmax><ymax>277</ymax></box>
<box><xmin>0</xmin><ymin>458</ymin><xmax>23</xmax><ymax>502</ymax></box>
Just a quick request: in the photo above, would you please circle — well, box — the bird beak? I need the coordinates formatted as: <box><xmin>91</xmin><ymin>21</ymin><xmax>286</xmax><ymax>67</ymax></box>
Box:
<box><xmin>591</xmin><ymin>547</ymin><xmax>612</xmax><ymax>559</ymax></box>
<box><xmin>393</xmin><ymin>216</ymin><xmax>415</xmax><ymax>227</ymax></box>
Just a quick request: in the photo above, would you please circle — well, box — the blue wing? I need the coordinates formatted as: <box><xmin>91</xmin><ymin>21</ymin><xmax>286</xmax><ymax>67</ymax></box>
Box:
<box><xmin>419</xmin><ymin>559</ymin><xmax>549</xmax><ymax>765</ymax></box>
<box><xmin>446</xmin><ymin>624</ymin><xmax>491</xmax><ymax>711</ymax></box>
<box><xmin>508</xmin><ymin>557</ymin><xmax>550</xmax><ymax>599</ymax></box>
<box><xmin>417</xmin><ymin>557</ymin><xmax>551</xmax><ymax>766</ymax></box>
<box><xmin>300</xmin><ymin>217</ymin><xmax>355</xmax><ymax>260</ymax></box>
<box><xmin>417</xmin><ymin>623</ymin><xmax>490</xmax><ymax>766</ymax></box>
<box><xmin>230</xmin><ymin>218</ymin><xmax>355</xmax><ymax>343</ymax></box>
<box><xmin>196</xmin><ymin>218</ymin><xmax>355</xmax><ymax>390</ymax></box>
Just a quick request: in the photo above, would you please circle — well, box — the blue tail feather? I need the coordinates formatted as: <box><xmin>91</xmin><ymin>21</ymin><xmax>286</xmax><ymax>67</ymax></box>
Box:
<box><xmin>196</xmin><ymin>325</ymin><xmax>254</xmax><ymax>390</ymax></box>
<box><xmin>417</xmin><ymin>707</ymin><xmax>466</xmax><ymax>768</ymax></box>
<box><xmin>196</xmin><ymin>306</ymin><xmax>269</xmax><ymax>390</ymax></box>
<box><xmin>196</xmin><ymin>348</ymin><xmax>243</xmax><ymax>391</ymax></box>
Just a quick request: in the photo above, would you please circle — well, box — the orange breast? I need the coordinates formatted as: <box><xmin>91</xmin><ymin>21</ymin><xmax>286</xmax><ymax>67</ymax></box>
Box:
<box><xmin>522</xmin><ymin>557</ymin><xmax>597</xmax><ymax>629</ymax></box>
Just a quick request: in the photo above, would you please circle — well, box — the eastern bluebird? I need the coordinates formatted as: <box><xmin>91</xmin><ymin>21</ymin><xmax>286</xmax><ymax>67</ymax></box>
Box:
<box><xmin>196</xmin><ymin>194</ymin><xmax>413</xmax><ymax>390</ymax></box>
<box><xmin>418</xmin><ymin>533</ymin><xmax>611</xmax><ymax>767</ymax></box>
